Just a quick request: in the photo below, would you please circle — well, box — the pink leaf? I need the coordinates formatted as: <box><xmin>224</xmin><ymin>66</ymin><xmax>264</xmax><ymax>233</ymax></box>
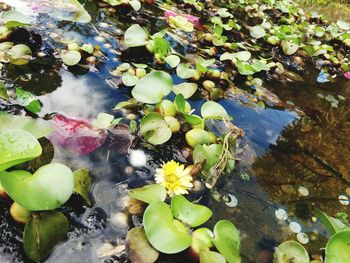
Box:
<box><xmin>49</xmin><ymin>114</ymin><xmax>106</xmax><ymax>156</ymax></box>
<box><xmin>344</xmin><ymin>72</ymin><xmax>350</xmax><ymax>79</ymax></box>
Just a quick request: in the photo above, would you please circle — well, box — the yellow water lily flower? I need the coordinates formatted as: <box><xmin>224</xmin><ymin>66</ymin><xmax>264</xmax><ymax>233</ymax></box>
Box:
<box><xmin>155</xmin><ymin>160</ymin><xmax>193</xmax><ymax>197</ymax></box>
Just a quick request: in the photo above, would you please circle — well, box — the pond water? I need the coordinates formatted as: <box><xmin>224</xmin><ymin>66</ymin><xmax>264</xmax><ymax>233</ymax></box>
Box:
<box><xmin>0</xmin><ymin>1</ymin><xmax>349</xmax><ymax>263</ymax></box>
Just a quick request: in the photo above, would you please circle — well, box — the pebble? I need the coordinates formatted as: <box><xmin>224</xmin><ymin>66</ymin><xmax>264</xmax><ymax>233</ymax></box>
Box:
<box><xmin>128</xmin><ymin>149</ymin><xmax>147</xmax><ymax>167</ymax></box>
<box><xmin>289</xmin><ymin>221</ymin><xmax>302</xmax><ymax>233</ymax></box>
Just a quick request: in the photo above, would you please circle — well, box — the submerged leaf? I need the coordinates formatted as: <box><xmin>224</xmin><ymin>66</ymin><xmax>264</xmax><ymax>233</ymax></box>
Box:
<box><xmin>73</xmin><ymin>169</ymin><xmax>92</xmax><ymax>206</ymax></box>
<box><xmin>129</xmin><ymin>184</ymin><xmax>167</xmax><ymax>204</ymax></box>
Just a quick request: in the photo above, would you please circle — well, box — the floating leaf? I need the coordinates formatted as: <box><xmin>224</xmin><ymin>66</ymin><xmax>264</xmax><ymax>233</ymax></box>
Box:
<box><xmin>274</xmin><ymin>241</ymin><xmax>309</xmax><ymax>263</ymax></box>
<box><xmin>3</xmin><ymin>10</ymin><xmax>30</xmax><ymax>28</ymax></box>
<box><xmin>15</xmin><ymin>87</ymin><xmax>41</xmax><ymax>113</ymax></box>
<box><xmin>172</xmin><ymin>83</ymin><xmax>198</xmax><ymax>99</ymax></box>
<box><xmin>24</xmin><ymin>211</ymin><xmax>69</xmax><ymax>262</ymax></box>
<box><xmin>176</xmin><ymin>63</ymin><xmax>197</xmax><ymax>79</ymax></box>
<box><xmin>212</xmin><ymin>220</ymin><xmax>241</xmax><ymax>263</ymax></box>
<box><xmin>140</xmin><ymin>112</ymin><xmax>172</xmax><ymax>145</ymax></box>
<box><xmin>169</xmin><ymin>16</ymin><xmax>194</xmax><ymax>32</ymax></box>
<box><xmin>80</xmin><ymin>43</ymin><xmax>94</xmax><ymax>54</ymax></box>
<box><xmin>165</xmin><ymin>55</ymin><xmax>180</xmax><ymax>68</ymax></box>
<box><xmin>0</xmin><ymin>112</ymin><xmax>52</xmax><ymax>139</ymax></box>
<box><xmin>129</xmin><ymin>184</ymin><xmax>167</xmax><ymax>204</ymax></box>
<box><xmin>143</xmin><ymin>201</ymin><xmax>192</xmax><ymax>254</ymax></box>
<box><xmin>171</xmin><ymin>195</ymin><xmax>212</xmax><ymax>227</ymax></box>
<box><xmin>337</xmin><ymin>20</ymin><xmax>350</xmax><ymax>31</ymax></box>
<box><xmin>122</xmin><ymin>72</ymin><xmax>139</xmax><ymax>87</ymax></box>
<box><xmin>92</xmin><ymin>113</ymin><xmax>114</xmax><ymax>129</ymax></box>
<box><xmin>49</xmin><ymin>114</ymin><xmax>106</xmax><ymax>156</ymax></box>
<box><xmin>7</xmin><ymin>44</ymin><xmax>32</xmax><ymax>65</ymax></box>
<box><xmin>126</xmin><ymin>227</ymin><xmax>159</xmax><ymax>263</ymax></box>
<box><xmin>132</xmin><ymin>71</ymin><xmax>173</xmax><ymax>104</ymax></box>
<box><xmin>124</xmin><ymin>24</ymin><xmax>148</xmax><ymax>48</ymax></box>
<box><xmin>281</xmin><ymin>40</ymin><xmax>299</xmax><ymax>55</ymax></box>
<box><xmin>0</xmin><ymin>163</ymin><xmax>74</xmax><ymax>211</ymax></box>
<box><xmin>153</xmin><ymin>37</ymin><xmax>170</xmax><ymax>58</ymax></box>
<box><xmin>0</xmin><ymin>82</ymin><xmax>8</xmax><ymax>100</ymax></box>
<box><xmin>250</xmin><ymin>26</ymin><xmax>266</xmax><ymax>39</ymax></box>
<box><xmin>61</xmin><ymin>50</ymin><xmax>81</xmax><ymax>66</ymax></box>
<box><xmin>0</xmin><ymin>130</ymin><xmax>42</xmax><ymax>172</ymax></box>
<box><xmin>200</xmin><ymin>251</ymin><xmax>226</xmax><ymax>263</ymax></box>
<box><xmin>193</xmin><ymin>143</ymin><xmax>222</xmax><ymax>173</ymax></box>
<box><xmin>220</xmin><ymin>51</ymin><xmax>251</xmax><ymax>62</ymax></box>
<box><xmin>201</xmin><ymin>101</ymin><xmax>229</xmax><ymax>119</ymax></box>
<box><xmin>235</xmin><ymin>60</ymin><xmax>256</xmax><ymax>75</ymax></box>
<box><xmin>316</xmin><ymin>210</ymin><xmax>348</xmax><ymax>235</ymax></box>
<box><xmin>185</xmin><ymin>129</ymin><xmax>215</xmax><ymax>148</ymax></box>
<box><xmin>73</xmin><ymin>169</ymin><xmax>92</xmax><ymax>206</ymax></box>
<box><xmin>129</xmin><ymin>0</ymin><xmax>141</xmax><ymax>11</ymax></box>
<box><xmin>325</xmin><ymin>229</ymin><xmax>350</xmax><ymax>263</ymax></box>
<box><xmin>191</xmin><ymin>228</ymin><xmax>214</xmax><ymax>254</ymax></box>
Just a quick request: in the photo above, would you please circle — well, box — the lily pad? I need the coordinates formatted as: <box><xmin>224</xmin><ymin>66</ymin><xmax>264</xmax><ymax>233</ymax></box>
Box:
<box><xmin>124</xmin><ymin>24</ymin><xmax>148</xmax><ymax>48</ymax></box>
<box><xmin>191</xmin><ymin>228</ymin><xmax>214</xmax><ymax>254</ymax></box>
<box><xmin>176</xmin><ymin>63</ymin><xmax>197</xmax><ymax>79</ymax></box>
<box><xmin>73</xmin><ymin>169</ymin><xmax>92</xmax><ymax>206</ymax></box>
<box><xmin>23</xmin><ymin>211</ymin><xmax>69</xmax><ymax>262</ymax></box>
<box><xmin>193</xmin><ymin>143</ymin><xmax>222</xmax><ymax>173</ymax></box>
<box><xmin>165</xmin><ymin>55</ymin><xmax>181</xmax><ymax>68</ymax></box>
<box><xmin>3</xmin><ymin>10</ymin><xmax>30</xmax><ymax>28</ymax></box>
<box><xmin>126</xmin><ymin>227</ymin><xmax>159</xmax><ymax>263</ymax></box>
<box><xmin>129</xmin><ymin>0</ymin><xmax>141</xmax><ymax>11</ymax></box>
<box><xmin>281</xmin><ymin>40</ymin><xmax>299</xmax><ymax>55</ymax></box>
<box><xmin>172</xmin><ymin>82</ymin><xmax>198</xmax><ymax>99</ymax></box>
<box><xmin>200</xmin><ymin>251</ymin><xmax>226</xmax><ymax>263</ymax></box>
<box><xmin>212</xmin><ymin>220</ymin><xmax>241</xmax><ymax>263</ymax></box>
<box><xmin>0</xmin><ymin>130</ymin><xmax>42</xmax><ymax>172</ymax></box>
<box><xmin>132</xmin><ymin>71</ymin><xmax>173</xmax><ymax>104</ymax></box>
<box><xmin>250</xmin><ymin>25</ymin><xmax>266</xmax><ymax>39</ymax></box>
<box><xmin>0</xmin><ymin>112</ymin><xmax>52</xmax><ymax>139</ymax></box>
<box><xmin>140</xmin><ymin>112</ymin><xmax>172</xmax><ymax>145</ymax></box>
<box><xmin>129</xmin><ymin>184</ymin><xmax>167</xmax><ymax>204</ymax></box>
<box><xmin>325</xmin><ymin>229</ymin><xmax>350</xmax><ymax>263</ymax></box>
<box><xmin>201</xmin><ymin>101</ymin><xmax>229</xmax><ymax>119</ymax></box>
<box><xmin>274</xmin><ymin>240</ymin><xmax>309</xmax><ymax>263</ymax></box>
<box><xmin>61</xmin><ymin>50</ymin><xmax>81</xmax><ymax>66</ymax></box>
<box><xmin>0</xmin><ymin>163</ymin><xmax>74</xmax><ymax>211</ymax></box>
<box><xmin>7</xmin><ymin>44</ymin><xmax>32</xmax><ymax>65</ymax></box>
<box><xmin>143</xmin><ymin>201</ymin><xmax>192</xmax><ymax>254</ymax></box>
<box><xmin>171</xmin><ymin>195</ymin><xmax>212</xmax><ymax>227</ymax></box>
<box><xmin>15</xmin><ymin>87</ymin><xmax>41</xmax><ymax>113</ymax></box>
<box><xmin>316</xmin><ymin>210</ymin><xmax>348</xmax><ymax>235</ymax></box>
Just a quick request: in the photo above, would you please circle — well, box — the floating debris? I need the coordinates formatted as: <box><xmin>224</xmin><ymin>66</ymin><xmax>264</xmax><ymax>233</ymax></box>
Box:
<box><xmin>289</xmin><ymin>222</ymin><xmax>302</xmax><ymax>233</ymax></box>
<box><xmin>297</xmin><ymin>232</ymin><xmax>309</xmax><ymax>244</ymax></box>
<box><xmin>275</xmin><ymin>208</ymin><xmax>288</xmax><ymax>221</ymax></box>
<box><xmin>338</xmin><ymin>195</ymin><xmax>350</xmax><ymax>206</ymax></box>
<box><xmin>223</xmin><ymin>194</ymin><xmax>238</xmax><ymax>208</ymax></box>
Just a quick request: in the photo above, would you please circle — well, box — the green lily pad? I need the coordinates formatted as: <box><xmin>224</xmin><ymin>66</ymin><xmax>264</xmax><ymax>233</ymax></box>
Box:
<box><xmin>15</xmin><ymin>87</ymin><xmax>41</xmax><ymax>113</ymax></box>
<box><xmin>200</xmin><ymin>251</ymin><xmax>226</xmax><ymax>263</ymax></box>
<box><xmin>61</xmin><ymin>50</ymin><xmax>81</xmax><ymax>66</ymax></box>
<box><xmin>3</xmin><ymin>10</ymin><xmax>30</xmax><ymax>28</ymax></box>
<box><xmin>124</xmin><ymin>24</ymin><xmax>148</xmax><ymax>48</ymax></box>
<box><xmin>7</xmin><ymin>44</ymin><xmax>32</xmax><ymax>65</ymax></box>
<box><xmin>212</xmin><ymin>220</ymin><xmax>241</xmax><ymax>263</ymax></box>
<box><xmin>73</xmin><ymin>169</ymin><xmax>92</xmax><ymax>206</ymax></box>
<box><xmin>193</xmin><ymin>143</ymin><xmax>221</xmax><ymax>172</ymax></box>
<box><xmin>191</xmin><ymin>228</ymin><xmax>214</xmax><ymax>254</ymax></box>
<box><xmin>274</xmin><ymin>240</ymin><xmax>309</xmax><ymax>263</ymax></box>
<box><xmin>185</xmin><ymin>129</ymin><xmax>215</xmax><ymax>148</ymax></box>
<box><xmin>80</xmin><ymin>43</ymin><xmax>94</xmax><ymax>54</ymax></box>
<box><xmin>281</xmin><ymin>40</ymin><xmax>299</xmax><ymax>55</ymax></box>
<box><xmin>235</xmin><ymin>60</ymin><xmax>256</xmax><ymax>75</ymax></box>
<box><xmin>126</xmin><ymin>227</ymin><xmax>159</xmax><ymax>263</ymax></box>
<box><xmin>325</xmin><ymin>229</ymin><xmax>350</xmax><ymax>263</ymax></box>
<box><xmin>24</xmin><ymin>211</ymin><xmax>69</xmax><ymax>262</ymax></box>
<box><xmin>250</xmin><ymin>25</ymin><xmax>266</xmax><ymax>39</ymax></box>
<box><xmin>201</xmin><ymin>101</ymin><xmax>229</xmax><ymax>119</ymax></box>
<box><xmin>337</xmin><ymin>20</ymin><xmax>350</xmax><ymax>31</ymax></box>
<box><xmin>169</xmin><ymin>16</ymin><xmax>194</xmax><ymax>32</ymax></box>
<box><xmin>172</xmin><ymin>82</ymin><xmax>198</xmax><ymax>99</ymax></box>
<box><xmin>0</xmin><ymin>130</ymin><xmax>42</xmax><ymax>172</ymax></box>
<box><xmin>129</xmin><ymin>0</ymin><xmax>141</xmax><ymax>11</ymax></box>
<box><xmin>0</xmin><ymin>112</ymin><xmax>52</xmax><ymax>139</ymax></box>
<box><xmin>129</xmin><ymin>184</ymin><xmax>167</xmax><ymax>204</ymax></box>
<box><xmin>316</xmin><ymin>210</ymin><xmax>348</xmax><ymax>235</ymax></box>
<box><xmin>143</xmin><ymin>201</ymin><xmax>192</xmax><ymax>254</ymax></box>
<box><xmin>171</xmin><ymin>195</ymin><xmax>212</xmax><ymax>227</ymax></box>
<box><xmin>122</xmin><ymin>72</ymin><xmax>139</xmax><ymax>87</ymax></box>
<box><xmin>0</xmin><ymin>163</ymin><xmax>74</xmax><ymax>211</ymax></box>
<box><xmin>140</xmin><ymin>112</ymin><xmax>172</xmax><ymax>145</ymax></box>
<box><xmin>132</xmin><ymin>71</ymin><xmax>173</xmax><ymax>104</ymax></box>
<box><xmin>176</xmin><ymin>63</ymin><xmax>197</xmax><ymax>79</ymax></box>
<box><xmin>165</xmin><ymin>55</ymin><xmax>181</xmax><ymax>68</ymax></box>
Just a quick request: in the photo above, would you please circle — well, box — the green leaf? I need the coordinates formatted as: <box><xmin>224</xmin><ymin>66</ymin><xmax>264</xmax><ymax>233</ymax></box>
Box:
<box><xmin>143</xmin><ymin>201</ymin><xmax>192</xmax><ymax>254</ymax></box>
<box><xmin>235</xmin><ymin>60</ymin><xmax>256</xmax><ymax>75</ymax></box>
<box><xmin>281</xmin><ymin>40</ymin><xmax>299</xmax><ymax>55</ymax></box>
<box><xmin>3</xmin><ymin>10</ymin><xmax>30</xmax><ymax>28</ymax></box>
<box><xmin>274</xmin><ymin>241</ymin><xmax>309</xmax><ymax>263</ymax></box>
<box><xmin>126</xmin><ymin>227</ymin><xmax>159</xmax><ymax>263</ymax></box>
<box><xmin>165</xmin><ymin>55</ymin><xmax>180</xmax><ymax>68</ymax></box>
<box><xmin>0</xmin><ymin>163</ymin><xmax>74</xmax><ymax>211</ymax></box>
<box><xmin>174</xmin><ymin>93</ymin><xmax>186</xmax><ymax>113</ymax></box>
<box><xmin>337</xmin><ymin>20</ymin><xmax>350</xmax><ymax>31</ymax></box>
<box><xmin>15</xmin><ymin>87</ymin><xmax>41</xmax><ymax>113</ymax></box>
<box><xmin>7</xmin><ymin>44</ymin><xmax>32</xmax><ymax>65</ymax></box>
<box><xmin>0</xmin><ymin>112</ymin><xmax>52</xmax><ymax>138</ymax></box>
<box><xmin>92</xmin><ymin>113</ymin><xmax>115</xmax><ymax>129</ymax></box>
<box><xmin>325</xmin><ymin>229</ymin><xmax>350</xmax><ymax>263</ymax></box>
<box><xmin>0</xmin><ymin>82</ymin><xmax>9</xmax><ymax>100</ymax></box>
<box><xmin>171</xmin><ymin>195</ymin><xmax>212</xmax><ymax>227</ymax></box>
<box><xmin>140</xmin><ymin>112</ymin><xmax>172</xmax><ymax>145</ymax></box>
<box><xmin>129</xmin><ymin>0</ymin><xmax>141</xmax><ymax>11</ymax></box>
<box><xmin>49</xmin><ymin>0</ymin><xmax>91</xmax><ymax>23</ymax></box>
<box><xmin>200</xmin><ymin>251</ymin><xmax>226</xmax><ymax>263</ymax></box>
<box><xmin>169</xmin><ymin>16</ymin><xmax>194</xmax><ymax>32</ymax></box>
<box><xmin>153</xmin><ymin>37</ymin><xmax>170</xmax><ymax>58</ymax></box>
<box><xmin>191</xmin><ymin>228</ymin><xmax>214</xmax><ymax>254</ymax></box>
<box><xmin>186</xmin><ymin>129</ymin><xmax>214</xmax><ymax>148</ymax></box>
<box><xmin>176</xmin><ymin>63</ymin><xmax>197</xmax><ymax>79</ymax></box>
<box><xmin>124</xmin><ymin>24</ymin><xmax>148</xmax><ymax>48</ymax></box>
<box><xmin>193</xmin><ymin>143</ymin><xmax>221</xmax><ymax>173</ymax></box>
<box><xmin>250</xmin><ymin>25</ymin><xmax>266</xmax><ymax>39</ymax></box>
<box><xmin>61</xmin><ymin>50</ymin><xmax>81</xmax><ymax>66</ymax></box>
<box><xmin>129</xmin><ymin>184</ymin><xmax>167</xmax><ymax>204</ymax></box>
<box><xmin>212</xmin><ymin>220</ymin><xmax>241</xmax><ymax>263</ymax></box>
<box><xmin>80</xmin><ymin>43</ymin><xmax>94</xmax><ymax>54</ymax></box>
<box><xmin>24</xmin><ymin>211</ymin><xmax>69</xmax><ymax>262</ymax></box>
<box><xmin>201</xmin><ymin>101</ymin><xmax>229</xmax><ymax>119</ymax></box>
<box><xmin>316</xmin><ymin>210</ymin><xmax>348</xmax><ymax>235</ymax></box>
<box><xmin>183</xmin><ymin>114</ymin><xmax>203</xmax><ymax>126</ymax></box>
<box><xmin>73</xmin><ymin>169</ymin><xmax>92</xmax><ymax>206</ymax></box>
<box><xmin>0</xmin><ymin>130</ymin><xmax>42</xmax><ymax>171</ymax></box>
<box><xmin>132</xmin><ymin>71</ymin><xmax>173</xmax><ymax>104</ymax></box>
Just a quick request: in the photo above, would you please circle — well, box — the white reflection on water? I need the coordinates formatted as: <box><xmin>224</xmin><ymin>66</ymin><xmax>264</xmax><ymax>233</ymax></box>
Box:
<box><xmin>39</xmin><ymin>72</ymin><xmax>107</xmax><ymax>119</ymax></box>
